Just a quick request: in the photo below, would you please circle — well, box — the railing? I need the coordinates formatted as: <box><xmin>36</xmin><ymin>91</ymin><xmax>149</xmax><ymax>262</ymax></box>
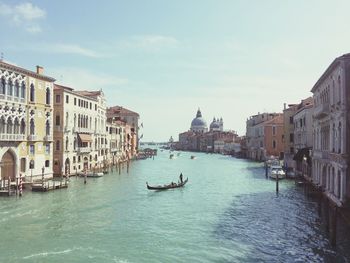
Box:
<box><xmin>0</xmin><ymin>134</ymin><xmax>26</xmax><ymax>141</ymax></box>
<box><xmin>111</xmin><ymin>148</ymin><xmax>118</xmax><ymax>152</ymax></box>
<box><xmin>313</xmin><ymin>103</ymin><xmax>330</xmax><ymax>119</ymax></box>
<box><xmin>77</xmin><ymin>147</ymin><xmax>91</xmax><ymax>153</ymax></box>
<box><xmin>73</xmin><ymin>127</ymin><xmax>92</xmax><ymax>133</ymax></box>
<box><xmin>27</xmin><ymin>135</ymin><xmax>37</xmax><ymax>141</ymax></box>
<box><xmin>44</xmin><ymin>135</ymin><xmax>53</xmax><ymax>141</ymax></box>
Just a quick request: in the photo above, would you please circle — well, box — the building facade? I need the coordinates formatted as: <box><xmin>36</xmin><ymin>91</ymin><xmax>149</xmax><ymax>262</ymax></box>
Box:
<box><xmin>0</xmin><ymin>62</ymin><xmax>55</xmax><ymax>182</ymax></box>
<box><xmin>311</xmin><ymin>54</ymin><xmax>350</xmax><ymax>207</ymax></box>
<box><xmin>53</xmin><ymin>85</ymin><xmax>107</xmax><ymax>176</ymax></box>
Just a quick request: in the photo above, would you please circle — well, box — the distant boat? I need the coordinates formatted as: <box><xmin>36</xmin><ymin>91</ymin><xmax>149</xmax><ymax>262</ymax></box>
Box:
<box><xmin>177</xmin><ymin>152</ymin><xmax>181</xmax><ymax>156</ymax></box>
<box><xmin>269</xmin><ymin>165</ymin><xmax>286</xmax><ymax>180</ymax></box>
<box><xmin>190</xmin><ymin>155</ymin><xmax>196</xmax><ymax>159</ymax></box>
<box><xmin>146</xmin><ymin>178</ymin><xmax>188</xmax><ymax>190</ymax></box>
<box><xmin>170</xmin><ymin>154</ymin><xmax>174</xmax><ymax>159</ymax></box>
<box><xmin>78</xmin><ymin>172</ymin><xmax>103</xmax><ymax>178</ymax></box>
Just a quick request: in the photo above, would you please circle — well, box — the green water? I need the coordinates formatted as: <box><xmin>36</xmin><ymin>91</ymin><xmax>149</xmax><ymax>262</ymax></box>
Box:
<box><xmin>0</xmin><ymin>150</ymin><xmax>348</xmax><ymax>262</ymax></box>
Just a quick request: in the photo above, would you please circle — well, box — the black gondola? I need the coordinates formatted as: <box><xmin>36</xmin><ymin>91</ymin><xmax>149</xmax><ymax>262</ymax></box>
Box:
<box><xmin>146</xmin><ymin>178</ymin><xmax>188</xmax><ymax>190</ymax></box>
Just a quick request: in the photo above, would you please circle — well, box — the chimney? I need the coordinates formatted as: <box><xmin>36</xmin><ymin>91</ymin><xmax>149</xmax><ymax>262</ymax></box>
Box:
<box><xmin>36</xmin><ymin>65</ymin><xmax>44</xmax><ymax>75</ymax></box>
<box><xmin>284</xmin><ymin>103</ymin><xmax>287</xmax><ymax>110</ymax></box>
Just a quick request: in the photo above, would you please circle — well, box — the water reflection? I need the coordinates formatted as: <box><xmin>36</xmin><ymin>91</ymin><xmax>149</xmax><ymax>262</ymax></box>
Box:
<box><xmin>215</xmin><ymin>188</ymin><xmax>348</xmax><ymax>262</ymax></box>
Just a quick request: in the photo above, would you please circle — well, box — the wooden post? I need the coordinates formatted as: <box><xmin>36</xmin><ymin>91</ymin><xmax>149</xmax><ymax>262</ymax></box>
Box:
<box><xmin>127</xmin><ymin>161</ymin><xmax>129</xmax><ymax>173</ymax></box>
<box><xmin>42</xmin><ymin>167</ymin><xmax>45</xmax><ymax>189</ymax></box>
<box><xmin>330</xmin><ymin>206</ymin><xmax>337</xmax><ymax>247</ymax></box>
<box><xmin>19</xmin><ymin>173</ymin><xmax>22</xmax><ymax>197</ymax></box>
<box><xmin>8</xmin><ymin>177</ymin><xmax>11</xmax><ymax>196</ymax></box>
<box><xmin>119</xmin><ymin>162</ymin><xmax>121</xmax><ymax>175</ymax></box>
<box><xmin>276</xmin><ymin>173</ymin><xmax>279</xmax><ymax>193</ymax></box>
<box><xmin>15</xmin><ymin>176</ymin><xmax>18</xmax><ymax>196</ymax></box>
<box><xmin>265</xmin><ymin>162</ymin><xmax>268</xmax><ymax>178</ymax></box>
<box><xmin>84</xmin><ymin>169</ymin><xmax>87</xmax><ymax>184</ymax></box>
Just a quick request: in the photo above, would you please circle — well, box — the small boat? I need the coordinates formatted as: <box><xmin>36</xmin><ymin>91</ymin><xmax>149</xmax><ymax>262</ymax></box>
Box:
<box><xmin>190</xmin><ymin>155</ymin><xmax>196</xmax><ymax>159</ymax></box>
<box><xmin>170</xmin><ymin>154</ymin><xmax>174</xmax><ymax>159</ymax></box>
<box><xmin>78</xmin><ymin>172</ymin><xmax>103</xmax><ymax>178</ymax></box>
<box><xmin>269</xmin><ymin>165</ymin><xmax>286</xmax><ymax>180</ymax></box>
<box><xmin>146</xmin><ymin>178</ymin><xmax>188</xmax><ymax>190</ymax></box>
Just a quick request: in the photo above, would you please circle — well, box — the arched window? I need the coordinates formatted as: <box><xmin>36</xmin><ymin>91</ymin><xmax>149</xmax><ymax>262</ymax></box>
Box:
<box><xmin>7</xmin><ymin>117</ymin><xmax>13</xmax><ymax>134</ymax></box>
<box><xmin>0</xmin><ymin>116</ymin><xmax>5</xmax><ymax>133</ymax></box>
<box><xmin>14</xmin><ymin>118</ymin><xmax>20</xmax><ymax>134</ymax></box>
<box><xmin>30</xmin><ymin>118</ymin><xmax>35</xmax><ymax>135</ymax></box>
<box><xmin>21</xmin><ymin>82</ymin><xmax>26</xmax><ymax>99</ymax></box>
<box><xmin>15</xmin><ymin>81</ymin><xmax>19</xmax><ymax>97</ymax></box>
<box><xmin>338</xmin><ymin>76</ymin><xmax>341</xmax><ymax>103</ymax></box>
<box><xmin>65</xmin><ymin>136</ymin><xmax>69</xmax><ymax>151</ymax></box>
<box><xmin>20</xmin><ymin>119</ymin><xmax>26</xmax><ymax>134</ymax></box>
<box><xmin>0</xmin><ymin>77</ymin><xmax>5</xmax><ymax>94</ymax></box>
<box><xmin>46</xmin><ymin>88</ymin><xmax>50</xmax><ymax>104</ymax></box>
<box><xmin>95</xmin><ymin>138</ymin><xmax>97</xmax><ymax>149</ymax></box>
<box><xmin>46</xmin><ymin>120</ymin><xmax>50</xmax><ymax>136</ymax></box>
<box><xmin>332</xmin><ymin>123</ymin><xmax>336</xmax><ymax>152</ymax></box>
<box><xmin>338</xmin><ymin>122</ymin><xmax>342</xmax><ymax>154</ymax></box>
<box><xmin>8</xmin><ymin>79</ymin><xmax>13</xmax><ymax>96</ymax></box>
<box><xmin>66</xmin><ymin>112</ymin><xmax>69</xmax><ymax>127</ymax></box>
<box><xmin>30</xmin><ymin>83</ymin><xmax>35</xmax><ymax>102</ymax></box>
<box><xmin>56</xmin><ymin>140</ymin><xmax>60</xmax><ymax>151</ymax></box>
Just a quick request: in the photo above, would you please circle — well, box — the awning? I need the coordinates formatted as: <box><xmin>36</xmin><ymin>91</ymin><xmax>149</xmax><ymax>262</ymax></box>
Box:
<box><xmin>78</xmin><ymin>133</ymin><xmax>92</xmax><ymax>142</ymax></box>
<box><xmin>293</xmin><ymin>147</ymin><xmax>311</xmax><ymax>165</ymax></box>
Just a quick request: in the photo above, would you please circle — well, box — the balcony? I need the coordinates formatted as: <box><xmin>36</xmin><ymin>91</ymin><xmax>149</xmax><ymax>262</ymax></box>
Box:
<box><xmin>0</xmin><ymin>94</ymin><xmax>25</xmax><ymax>104</ymax></box>
<box><xmin>73</xmin><ymin>127</ymin><xmax>92</xmax><ymax>133</ymax></box>
<box><xmin>0</xmin><ymin>134</ymin><xmax>26</xmax><ymax>141</ymax></box>
<box><xmin>313</xmin><ymin>104</ymin><xmax>330</xmax><ymax>119</ymax></box>
<box><xmin>44</xmin><ymin>135</ymin><xmax>53</xmax><ymax>141</ymax></box>
<box><xmin>27</xmin><ymin>135</ymin><xmax>37</xmax><ymax>141</ymax></box>
<box><xmin>77</xmin><ymin>147</ymin><xmax>91</xmax><ymax>153</ymax></box>
<box><xmin>111</xmin><ymin>148</ymin><xmax>118</xmax><ymax>152</ymax></box>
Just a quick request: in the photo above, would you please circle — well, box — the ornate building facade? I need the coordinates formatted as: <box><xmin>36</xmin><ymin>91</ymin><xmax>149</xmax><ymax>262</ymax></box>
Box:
<box><xmin>0</xmin><ymin>61</ymin><xmax>55</xmax><ymax>181</ymax></box>
<box><xmin>311</xmin><ymin>54</ymin><xmax>350</xmax><ymax>206</ymax></box>
<box><xmin>53</xmin><ymin>85</ymin><xmax>107</xmax><ymax>176</ymax></box>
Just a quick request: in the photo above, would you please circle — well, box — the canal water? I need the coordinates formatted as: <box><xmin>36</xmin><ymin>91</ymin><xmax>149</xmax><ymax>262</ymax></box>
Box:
<box><xmin>0</xmin><ymin>150</ymin><xmax>349</xmax><ymax>262</ymax></box>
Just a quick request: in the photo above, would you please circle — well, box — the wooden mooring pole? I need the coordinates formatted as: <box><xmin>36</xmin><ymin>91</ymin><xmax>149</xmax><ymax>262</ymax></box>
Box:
<box><xmin>276</xmin><ymin>173</ymin><xmax>279</xmax><ymax>193</ymax></box>
<box><xmin>329</xmin><ymin>205</ymin><xmax>338</xmax><ymax>247</ymax></box>
<box><xmin>265</xmin><ymin>162</ymin><xmax>268</xmax><ymax>179</ymax></box>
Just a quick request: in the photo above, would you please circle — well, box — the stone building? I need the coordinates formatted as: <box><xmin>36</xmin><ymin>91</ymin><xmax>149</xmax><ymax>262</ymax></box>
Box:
<box><xmin>246</xmin><ymin>113</ymin><xmax>282</xmax><ymax>161</ymax></box>
<box><xmin>311</xmin><ymin>53</ymin><xmax>350</xmax><ymax>207</ymax></box>
<box><xmin>0</xmin><ymin>61</ymin><xmax>55</xmax><ymax>182</ymax></box>
<box><xmin>190</xmin><ymin>109</ymin><xmax>208</xmax><ymax>133</ymax></box>
<box><xmin>107</xmin><ymin>106</ymin><xmax>139</xmax><ymax>150</ymax></box>
<box><xmin>53</xmin><ymin>85</ymin><xmax>107</xmax><ymax>176</ymax></box>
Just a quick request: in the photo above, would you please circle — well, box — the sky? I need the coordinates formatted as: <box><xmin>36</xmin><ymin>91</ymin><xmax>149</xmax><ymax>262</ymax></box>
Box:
<box><xmin>1</xmin><ymin>0</ymin><xmax>350</xmax><ymax>141</ymax></box>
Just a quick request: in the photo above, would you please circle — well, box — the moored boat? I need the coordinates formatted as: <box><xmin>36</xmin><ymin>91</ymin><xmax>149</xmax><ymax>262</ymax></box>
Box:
<box><xmin>268</xmin><ymin>165</ymin><xmax>286</xmax><ymax>180</ymax></box>
<box><xmin>190</xmin><ymin>155</ymin><xmax>196</xmax><ymax>159</ymax></box>
<box><xmin>146</xmin><ymin>178</ymin><xmax>188</xmax><ymax>190</ymax></box>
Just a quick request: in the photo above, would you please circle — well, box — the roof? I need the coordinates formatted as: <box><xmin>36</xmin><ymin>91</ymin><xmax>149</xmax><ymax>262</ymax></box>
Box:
<box><xmin>54</xmin><ymin>84</ymin><xmax>98</xmax><ymax>101</ymax></box>
<box><xmin>75</xmin><ymin>90</ymin><xmax>103</xmax><ymax>97</ymax></box>
<box><xmin>107</xmin><ymin>106</ymin><xmax>140</xmax><ymax>117</ymax></box>
<box><xmin>311</xmin><ymin>53</ymin><xmax>350</xmax><ymax>92</ymax></box>
<box><xmin>0</xmin><ymin>61</ymin><xmax>56</xmax><ymax>82</ymax></box>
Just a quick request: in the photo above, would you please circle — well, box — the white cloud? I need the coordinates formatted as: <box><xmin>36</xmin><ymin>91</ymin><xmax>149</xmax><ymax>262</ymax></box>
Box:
<box><xmin>49</xmin><ymin>67</ymin><xmax>129</xmax><ymax>91</ymax></box>
<box><xmin>116</xmin><ymin>35</ymin><xmax>179</xmax><ymax>51</ymax></box>
<box><xmin>45</xmin><ymin>44</ymin><xmax>101</xmax><ymax>58</ymax></box>
<box><xmin>0</xmin><ymin>2</ymin><xmax>46</xmax><ymax>33</ymax></box>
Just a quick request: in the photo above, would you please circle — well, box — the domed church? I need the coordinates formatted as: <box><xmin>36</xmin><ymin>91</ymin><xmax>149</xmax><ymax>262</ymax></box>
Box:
<box><xmin>190</xmin><ymin>108</ymin><xmax>208</xmax><ymax>133</ymax></box>
<box><xmin>209</xmin><ymin>117</ymin><xmax>223</xmax><ymax>132</ymax></box>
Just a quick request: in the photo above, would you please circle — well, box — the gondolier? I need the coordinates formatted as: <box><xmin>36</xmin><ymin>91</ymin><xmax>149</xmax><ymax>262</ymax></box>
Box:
<box><xmin>179</xmin><ymin>173</ymin><xmax>183</xmax><ymax>183</ymax></box>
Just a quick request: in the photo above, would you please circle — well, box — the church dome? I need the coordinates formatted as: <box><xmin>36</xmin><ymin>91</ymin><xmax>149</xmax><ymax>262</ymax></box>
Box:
<box><xmin>190</xmin><ymin>109</ymin><xmax>207</xmax><ymax>132</ymax></box>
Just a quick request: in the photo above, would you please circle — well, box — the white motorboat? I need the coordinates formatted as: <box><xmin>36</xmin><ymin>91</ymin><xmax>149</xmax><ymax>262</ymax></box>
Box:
<box><xmin>269</xmin><ymin>165</ymin><xmax>286</xmax><ymax>180</ymax></box>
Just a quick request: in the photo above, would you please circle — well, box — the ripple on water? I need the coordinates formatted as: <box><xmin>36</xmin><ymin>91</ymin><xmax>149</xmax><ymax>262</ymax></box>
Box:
<box><xmin>214</xmin><ymin>188</ymin><xmax>340</xmax><ymax>263</ymax></box>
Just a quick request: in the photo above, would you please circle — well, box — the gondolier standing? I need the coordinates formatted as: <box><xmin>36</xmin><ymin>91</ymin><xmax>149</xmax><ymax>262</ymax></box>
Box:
<box><xmin>179</xmin><ymin>173</ymin><xmax>183</xmax><ymax>183</ymax></box>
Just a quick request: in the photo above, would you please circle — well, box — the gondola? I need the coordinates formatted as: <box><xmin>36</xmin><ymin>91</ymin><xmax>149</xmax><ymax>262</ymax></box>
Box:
<box><xmin>146</xmin><ymin>178</ymin><xmax>188</xmax><ymax>190</ymax></box>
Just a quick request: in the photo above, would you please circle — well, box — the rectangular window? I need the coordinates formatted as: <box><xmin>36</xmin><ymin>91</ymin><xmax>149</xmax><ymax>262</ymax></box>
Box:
<box><xmin>90</xmin><ymin>103</ymin><xmax>92</xmax><ymax>109</ymax></box>
<box><xmin>29</xmin><ymin>160</ymin><xmax>35</xmax><ymax>169</ymax></box>
<box><xmin>66</xmin><ymin>95</ymin><xmax>69</xmax><ymax>103</ymax></box>
<box><xmin>55</xmin><ymin>94</ymin><xmax>61</xmax><ymax>103</ymax></box>
<box><xmin>30</xmin><ymin>145</ymin><xmax>35</xmax><ymax>155</ymax></box>
<box><xmin>73</xmin><ymin>156</ymin><xmax>76</xmax><ymax>163</ymax></box>
<box><xmin>289</xmin><ymin>116</ymin><xmax>293</xmax><ymax>124</ymax></box>
<box><xmin>45</xmin><ymin>160</ymin><xmax>50</xmax><ymax>167</ymax></box>
<box><xmin>272</xmin><ymin>126</ymin><xmax>276</xmax><ymax>135</ymax></box>
<box><xmin>56</xmin><ymin>140</ymin><xmax>60</xmax><ymax>151</ymax></box>
<box><xmin>56</xmin><ymin>115</ymin><xmax>60</xmax><ymax>126</ymax></box>
<box><xmin>95</xmin><ymin>104</ymin><xmax>97</xmax><ymax>111</ymax></box>
<box><xmin>74</xmin><ymin>98</ymin><xmax>77</xmax><ymax>105</ymax></box>
<box><xmin>290</xmin><ymin>133</ymin><xmax>294</xmax><ymax>143</ymax></box>
<box><xmin>46</xmin><ymin>144</ymin><xmax>50</xmax><ymax>154</ymax></box>
<box><xmin>20</xmin><ymin>158</ymin><xmax>26</xmax><ymax>172</ymax></box>
<box><xmin>273</xmin><ymin>140</ymin><xmax>276</xmax><ymax>149</ymax></box>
